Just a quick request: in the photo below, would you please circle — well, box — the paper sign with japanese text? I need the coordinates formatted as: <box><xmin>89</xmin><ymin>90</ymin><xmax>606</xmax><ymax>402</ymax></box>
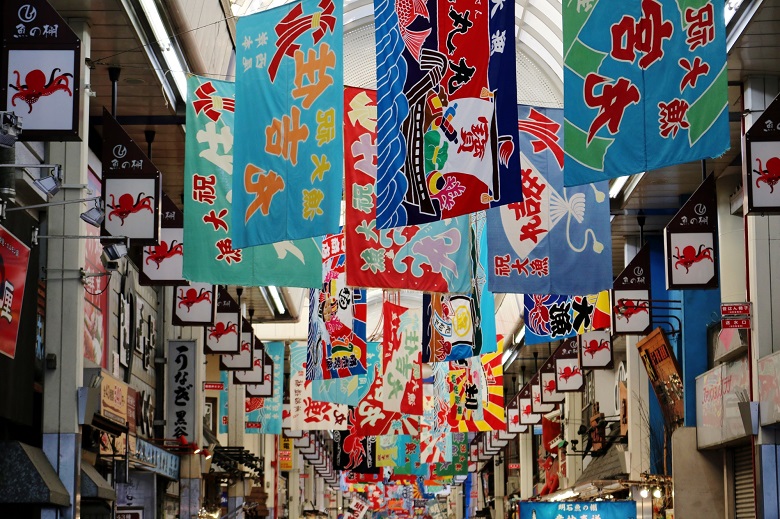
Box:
<box><xmin>233</xmin><ymin>0</ymin><xmax>343</xmax><ymax>246</ymax></box>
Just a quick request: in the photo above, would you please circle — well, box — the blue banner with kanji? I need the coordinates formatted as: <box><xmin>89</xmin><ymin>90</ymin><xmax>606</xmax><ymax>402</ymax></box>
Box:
<box><xmin>312</xmin><ymin>341</ymin><xmax>378</xmax><ymax>406</ymax></box>
<box><xmin>563</xmin><ymin>0</ymin><xmax>729</xmax><ymax>186</ymax></box>
<box><xmin>233</xmin><ymin>0</ymin><xmax>343</xmax><ymax>246</ymax></box>
<box><xmin>245</xmin><ymin>341</ymin><xmax>285</xmax><ymax>434</ymax></box>
<box><xmin>183</xmin><ymin>76</ymin><xmax>323</xmax><ymax>287</ymax></box>
<box><xmin>373</xmin><ymin>0</ymin><xmax>522</xmax><ymax>228</ymax></box>
<box><xmin>487</xmin><ymin>106</ymin><xmax>612</xmax><ymax>295</ymax></box>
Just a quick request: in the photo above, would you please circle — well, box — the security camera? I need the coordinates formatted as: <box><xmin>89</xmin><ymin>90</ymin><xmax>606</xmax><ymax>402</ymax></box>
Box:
<box><xmin>100</xmin><ymin>252</ymin><xmax>119</xmax><ymax>272</ymax></box>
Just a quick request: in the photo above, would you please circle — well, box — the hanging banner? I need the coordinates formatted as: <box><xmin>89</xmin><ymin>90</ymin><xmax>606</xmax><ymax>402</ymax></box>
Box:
<box><xmin>523</xmin><ymin>291</ymin><xmax>610</xmax><ymax>345</ymax></box>
<box><xmin>0</xmin><ymin>224</ymin><xmax>31</xmax><ymax>359</ymax></box>
<box><xmin>448</xmin><ymin>351</ymin><xmax>505</xmax><ymax>432</ymax></box>
<box><xmin>234</xmin><ymin>340</ymin><xmax>268</xmax><ymax>387</ymax></box>
<box><xmin>233</xmin><ymin>0</ymin><xmax>343</xmax><ymax>246</ymax></box>
<box><xmin>516</xmin><ymin>384</ymin><xmax>540</xmax><ymax>425</ymax></box>
<box><xmin>312</xmin><ymin>341</ymin><xmax>378</xmax><ymax>406</ymax></box>
<box><xmin>376</xmin><ymin>434</ymin><xmax>408</xmax><ymax>467</ymax></box>
<box><xmin>554</xmin><ymin>339</ymin><xmax>584</xmax><ymax>393</ymax></box>
<box><xmin>205</xmin><ymin>287</ymin><xmax>240</xmax><ymax>354</ymax></box>
<box><xmin>184</xmin><ymin>76</ymin><xmax>322</xmax><ymax>288</ymax></box>
<box><xmin>172</xmin><ymin>282</ymin><xmax>215</xmax><ymax>326</ymax></box>
<box><xmin>745</xmin><ymin>94</ymin><xmax>780</xmax><ymax>214</ymax></box>
<box><xmin>140</xmin><ymin>194</ymin><xmax>185</xmax><ymax>286</ymax></box>
<box><xmin>637</xmin><ymin>328</ymin><xmax>684</xmax><ymax>430</ymax></box>
<box><xmin>289</xmin><ymin>341</ymin><xmax>349</xmax><ymax>430</ymax></box>
<box><xmin>83</xmin><ymin>170</ymin><xmax>109</xmax><ymax>368</ymax></box>
<box><xmin>220</xmin><ymin>319</ymin><xmax>254</xmax><ymax>370</ymax></box>
<box><xmin>538</xmin><ymin>352</ymin><xmax>564</xmax><ymax>405</ymax></box>
<box><xmin>307</xmin><ymin>232</ymin><xmax>368</xmax><ymax>379</ymax></box>
<box><xmin>487</xmin><ymin>106</ymin><xmax>612</xmax><ymax>295</ymax></box>
<box><xmin>246</xmin><ymin>341</ymin><xmax>284</xmax><ymax>434</ymax></box>
<box><xmin>166</xmin><ymin>340</ymin><xmax>196</xmax><ymax>440</ymax></box>
<box><xmin>664</xmin><ymin>173</ymin><xmax>718</xmax><ymax>289</ymax></box>
<box><xmin>562</xmin><ymin>0</ymin><xmax>729</xmax><ymax>186</ymax></box>
<box><xmin>419</xmin><ymin>362</ymin><xmax>452</xmax><ymax>463</ymax></box>
<box><xmin>530</xmin><ymin>374</ymin><xmax>555</xmax><ymax>414</ymax></box>
<box><xmin>373</xmin><ymin>0</ymin><xmax>522</xmax><ymax>227</ymax></box>
<box><xmin>1</xmin><ymin>0</ymin><xmax>81</xmax><ymax>140</ymax></box>
<box><xmin>433</xmin><ymin>432</ymin><xmax>468</xmax><ymax>476</ymax></box>
<box><xmin>343</xmin><ymin>87</ymin><xmax>472</xmax><ymax>294</ymax></box>
<box><xmin>612</xmin><ymin>244</ymin><xmax>652</xmax><ymax>335</ymax></box>
<box><xmin>382</xmin><ymin>301</ymin><xmax>423</xmax><ymax>415</ymax></box>
<box><xmin>333</xmin><ymin>426</ymin><xmax>377</xmax><ymax>473</ymax></box>
<box><xmin>579</xmin><ymin>329</ymin><xmax>613</xmax><ymax>370</ymax></box>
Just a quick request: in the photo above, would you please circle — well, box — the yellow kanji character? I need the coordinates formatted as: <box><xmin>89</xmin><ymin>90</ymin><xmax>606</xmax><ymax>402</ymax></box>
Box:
<box><xmin>302</xmin><ymin>188</ymin><xmax>324</xmax><ymax>220</ymax></box>
<box><xmin>310</xmin><ymin>154</ymin><xmax>331</xmax><ymax>182</ymax></box>
<box><xmin>315</xmin><ymin>108</ymin><xmax>336</xmax><ymax>146</ymax></box>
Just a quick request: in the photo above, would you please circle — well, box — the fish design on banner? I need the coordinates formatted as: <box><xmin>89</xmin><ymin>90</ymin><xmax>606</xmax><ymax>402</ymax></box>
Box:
<box><xmin>374</xmin><ymin>0</ymin><xmax>522</xmax><ymax>227</ymax></box>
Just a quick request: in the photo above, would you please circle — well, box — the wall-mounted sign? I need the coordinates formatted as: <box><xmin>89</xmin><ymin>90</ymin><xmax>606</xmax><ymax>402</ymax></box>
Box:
<box><xmin>612</xmin><ymin>245</ymin><xmax>652</xmax><ymax>335</ymax></box>
<box><xmin>203</xmin><ymin>381</ymin><xmax>224</xmax><ymax>391</ymax></box>
<box><xmin>745</xmin><ymin>94</ymin><xmax>780</xmax><ymax>214</ymax></box>
<box><xmin>637</xmin><ymin>328</ymin><xmax>684</xmax><ymax>431</ymax></box>
<box><xmin>140</xmin><ymin>195</ymin><xmax>186</xmax><ymax>286</ymax></box>
<box><xmin>220</xmin><ymin>319</ymin><xmax>254</xmax><ymax>370</ymax></box>
<box><xmin>520</xmin><ymin>501</ymin><xmax>636</xmax><ymax>519</ymax></box>
<box><xmin>554</xmin><ymin>339</ymin><xmax>584</xmax><ymax>393</ymax></box>
<box><xmin>132</xmin><ymin>438</ymin><xmax>180</xmax><ymax>480</ymax></box>
<box><xmin>172</xmin><ymin>282</ymin><xmax>215</xmax><ymax>326</ymax></box>
<box><xmin>579</xmin><ymin>329</ymin><xmax>613</xmax><ymax>370</ymax></box>
<box><xmin>100</xmin><ymin>374</ymin><xmax>128</xmax><ymax>426</ymax></box>
<box><xmin>697</xmin><ymin>356</ymin><xmax>750</xmax><ymax>448</ymax></box>
<box><xmin>134</xmin><ymin>295</ymin><xmax>155</xmax><ymax>371</ymax></box>
<box><xmin>205</xmin><ymin>287</ymin><xmax>239</xmax><ymax>354</ymax></box>
<box><xmin>1</xmin><ymin>0</ymin><xmax>81</xmax><ymax>140</ymax></box>
<box><xmin>721</xmin><ymin>303</ymin><xmax>751</xmax><ymax>316</ymax></box>
<box><xmin>0</xmin><ymin>224</ymin><xmax>31</xmax><ymax>359</ymax></box>
<box><xmin>664</xmin><ymin>174</ymin><xmax>718</xmax><ymax>290</ymax></box>
<box><xmin>516</xmin><ymin>384</ymin><xmax>540</xmax><ymax>425</ymax></box>
<box><xmin>166</xmin><ymin>340</ymin><xmax>196</xmax><ymax>440</ymax></box>
<box><xmin>279</xmin><ymin>436</ymin><xmax>293</xmax><ymax>471</ymax></box>
<box><xmin>530</xmin><ymin>374</ymin><xmax>555</xmax><ymax>414</ymax></box>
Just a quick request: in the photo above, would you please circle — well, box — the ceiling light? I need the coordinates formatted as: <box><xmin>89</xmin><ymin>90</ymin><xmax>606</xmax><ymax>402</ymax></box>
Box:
<box><xmin>639</xmin><ymin>487</ymin><xmax>649</xmax><ymax>499</ymax></box>
<box><xmin>513</xmin><ymin>326</ymin><xmax>525</xmax><ymax>345</ymax></box>
<box><xmin>608</xmin><ymin>175</ymin><xmax>629</xmax><ymax>199</ymax></box>
<box><xmin>138</xmin><ymin>0</ymin><xmax>188</xmax><ymax>100</ymax></box>
<box><xmin>652</xmin><ymin>487</ymin><xmax>662</xmax><ymax>499</ymax></box>
<box><xmin>80</xmin><ymin>201</ymin><xmax>105</xmax><ymax>227</ymax></box>
<box><xmin>267</xmin><ymin>286</ymin><xmax>286</xmax><ymax>315</ymax></box>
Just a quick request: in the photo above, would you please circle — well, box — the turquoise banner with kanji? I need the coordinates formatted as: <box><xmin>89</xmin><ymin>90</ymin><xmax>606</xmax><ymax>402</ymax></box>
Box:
<box><xmin>233</xmin><ymin>0</ymin><xmax>343</xmax><ymax>246</ymax></box>
<box><xmin>563</xmin><ymin>0</ymin><xmax>729</xmax><ymax>186</ymax></box>
<box><xmin>183</xmin><ymin>76</ymin><xmax>322</xmax><ymax>288</ymax></box>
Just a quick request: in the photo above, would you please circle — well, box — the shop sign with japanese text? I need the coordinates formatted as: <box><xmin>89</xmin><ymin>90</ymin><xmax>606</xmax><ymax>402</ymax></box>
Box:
<box><xmin>0</xmin><ymin>224</ymin><xmax>30</xmax><ymax>359</ymax></box>
<box><xmin>166</xmin><ymin>340</ymin><xmax>196</xmax><ymax>440</ymax></box>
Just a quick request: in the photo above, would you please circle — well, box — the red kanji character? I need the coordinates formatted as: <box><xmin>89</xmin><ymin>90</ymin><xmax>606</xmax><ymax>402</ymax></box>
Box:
<box><xmin>193</xmin><ymin>174</ymin><xmax>217</xmax><ymax>204</ymax></box>
<box><xmin>203</xmin><ymin>208</ymin><xmax>229</xmax><ymax>231</ymax></box>
<box><xmin>517</xmin><ymin>109</ymin><xmax>564</xmax><ymax>169</ymax></box>
<box><xmin>303</xmin><ymin>397</ymin><xmax>333</xmax><ymax>422</ymax></box>
<box><xmin>584</xmin><ymin>74</ymin><xmax>641</xmax><ymax>143</ymax></box>
<box><xmin>520</xmin><ymin>216</ymin><xmax>546</xmax><ymax>243</ymax></box>
<box><xmin>215</xmin><ymin>238</ymin><xmax>242</xmax><ymax>264</ymax></box>
<box><xmin>268</xmin><ymin>0</ymin><xmax>337</xmax><ymax>82</ymax></box>
<box><xmin>511</xmin><ymin>258</ymin><xmax>530</xmax><ymax>276</ymax></box>
<box><xmin>678</xmin><ymin>56</ymin><xmax>710</xmax><ymax>91</ymax></box>
<box><xmin>521</xmin><ymin>169</ymin><xmax>546</xmax><ymax>200</ymax></box>
<box><xmin>529</xmin><ymin>257</ymin><xmax>549</xmax><ymax>277</ymax></box>
<box><xmin>685</xmin><ymin>4</ymin><xmax>715</xmax><ymax>51</ymax></box>
<box><xmin>494</xmin><ymin>255</ymin><xmax>511</xmax><ymax>276</ymax></box>
<box><xmin>658</xmin><ymin>99</ymin><xmax>690</xmax><ymax>138</ymax></box>
<box><xmin>265</xmin><ymin>106</ymin><xmax>309</xmax><ymax>166</ymax></box>
<box><xmin>610</xmin><ymin>0</ymin><xmax>673</xmax><ymax>69</ymax></box>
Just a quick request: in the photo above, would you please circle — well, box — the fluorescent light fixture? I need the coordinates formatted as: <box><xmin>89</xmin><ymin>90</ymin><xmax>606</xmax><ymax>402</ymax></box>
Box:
<box><xmin>514</xmin><ymin>326</ymin><xmax>525</xmax><ymax>345</ymax></box>
<box><xmin>725</xmin><ymin>0</ymin><xmax>744</xmax><ymax>24</ymax></box>
<box><xmin>138</xmin><ymin>0</ymin><xmax>188</xmax><ymax>100</ymax></box>
<box><xmin>267</xmin><ymin>286</ymin><xmax>286</xmax><ymax>315</ymax></box>
<box><xmin>608</xmin><ymin>175</ymin><xmax>629</xmax><ymax>199</ymax></box>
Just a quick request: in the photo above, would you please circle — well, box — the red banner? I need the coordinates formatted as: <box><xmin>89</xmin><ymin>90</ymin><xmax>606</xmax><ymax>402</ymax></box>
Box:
<box><xmin>0</xmin><ymin>224</ymin><xmax>31</xmax><ymax>359</ymax></box>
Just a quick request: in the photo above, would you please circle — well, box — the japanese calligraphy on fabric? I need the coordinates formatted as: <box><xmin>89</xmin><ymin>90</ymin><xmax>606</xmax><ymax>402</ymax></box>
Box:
<box><xmin>352</xmin><ymin>342</ymin><xmax>420</xmax><ymax>436</ymax></box>
<box><xmin>523</xmin><ymin>291</ymin><xmax>610</xmax><ymax>345</ymax></box>
<box><xmin>434</xmin><ymin>432</ymin><xmax>468</xmax><ymax>476</ymax></box>
<box><xmin>448</xmin><ymin>342</ymin><xmax>504</xmax><ymax>431</ymax></box>
<box><xmin>419</xmin><ymin>362</ymin><xmax>452</xmax><ymax>463</ymax></box>
<box><xmin>333</xmin><ymin>427</ymin><xmax>377</xmax><ymax>473</ymax></box>
<box><xmin>383</xmin><ymin>301</ymin><xmax>423</xmax><ymax>415</ymax></box>
<box><xmin>312</xmin><ymin>342</ymin><xmax>378</xmax><ymax>406</ymax></box>
<box><xmin>233</xmin><ymin>0</ymin><xmax>343</xmax><ymax>246</ymax></box>
<box><xmin>344</xmin><ymin>87</ymin><xmax>472</xmax><ymax>294</ymax></box>
<box><xmin>245</xmin><ymin>341</ymin><xmax>284</xmax><ymax>434</ymax></box>
<box><xmin>307</xmin><ymin>232</ymin><xmax>368</xmax><ymax>379</ymax></box>
<box><xmin>374</xmin><ymin>0</ymin><xmax>521</xmax><ymax>227</ymax></box>
<box><xmin>563</xmin><ymin>0</ymin><xmax>728</xmax><ymax>186</ymax></box>
<box><xmin>184</xmin><ymin>76</ymin><xmax>322</xmax><ymax>288</ymax></box>
<box><xmin>393</xmin><ymin>436</ymin><xmax>426</xmax><ymax>476</ymax></box>
<box><xmin>289</xmin><ymin>341</ymin><xmax>349</xmax><ymax>430</ymax></box>
<box><xmin>487</xmin><ymin>106</ymin><xmax>612</xmax><ymax>294</ymax></box>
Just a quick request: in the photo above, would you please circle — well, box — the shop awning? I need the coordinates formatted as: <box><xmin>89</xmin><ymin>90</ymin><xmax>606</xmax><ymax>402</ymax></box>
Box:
<box><xmin>0</xmin><ymin>441</ymin><xmax>70</xmax><ymax>506</ymax></box>
<box><xmin>574</xmin><ymin>444</ymin><xmax>629</xmax><ymax>486</ymax></box>
<box><xmin>81</xmin><ymin>462</ymin><xmax>116</xmax><ymax>501</ymax></box>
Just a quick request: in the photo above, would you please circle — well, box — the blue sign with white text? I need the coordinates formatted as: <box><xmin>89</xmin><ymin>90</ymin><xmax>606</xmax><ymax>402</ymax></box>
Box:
<box><xmin>519</xmin><ymin>501</ymin><xmax>636</xmax><ymax>519</ymax></box>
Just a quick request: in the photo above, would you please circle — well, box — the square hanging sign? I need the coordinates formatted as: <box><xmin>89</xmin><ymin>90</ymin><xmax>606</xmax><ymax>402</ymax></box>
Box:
<box><xmin>745</xmin><ymin>94</ymin><xmax>780</xmax><ymax>214</ymax></box>
<box><xmin>140</xmin><ymin>194</ymin><xmax>185</xmax><ymax>286</ymax></box>
<box><xmin>579</xmin><ymin>329</ymin><xmax>613</xmax><ymax>370</ymax></box>
<box><xmin>2</xmin><ymin>0</ymin><xmax>81</xmax><ymax>140</ymax></box>
<box><xmin>664</xmin><ymin>173</ymin><xmax>718</xmax><ymax>289</ymax></box>
<box><xmin>205</xmin><ymin>286</ymin><xmax>240</xmax><ymax>354</ymax></box>
<box><xmin>612</xmin><ymin>244</ymin><xmax>652</xmax><ymax>335</ymax></box>
<box><xmin>172</xmin><ymin>282</ymin><xmax>215</xmax><ymax>326</ymax></box>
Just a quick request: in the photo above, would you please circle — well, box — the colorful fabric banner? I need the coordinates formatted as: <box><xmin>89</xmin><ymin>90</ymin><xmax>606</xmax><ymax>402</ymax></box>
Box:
<box><xmin>487</xmin><ymin>106</ymin><xmax>612</xmax><ymax>295</ymax></box>
<box><xmin>433</xmin><ymin>432</ymin><xmax>468</xmax><ymax>477</ymax></box>
<box><xmin>289</xmin><ymin>341</ymin><xmax>349</xmax><ymax>430</ymax></box>
<box><xmin>233</xmin><ymin>0</ymin><xmax>343</xmax><ymax>246</ymax></box>
<box><xmin>374</xmin><ymin>0</ymin><xmax>522</xmax><ymax>227</ymax></box>
<box><xmin>311</xmin><ymin>341</ymin><xmax>378</xmax><ymax>406</ymax></box>
<box><xmin>419</xmin><ymin>362</ymin><xmax>452</xmax><ymax>464</ymax></box>
<box><xmin>184</xmin><ymin>76</ymin><xmax>322</xmax><ymax>288</ymax></box>
<box><xmin>563</xmin><ymin>0</ymin><xmax>729</xmax><ymax>186</ymax></box>
<box><xmin>376</xmin><ymin>435</ymin><xmax>410</xmax><ymax>467</ymax></box>
<box><xmin>344</xmin><ymin>88</ymin><xmax>473</xmax><ymax>294</ymax></box>
<box><xmin>448</xmin><ymin>340</ymin><xmax>505</xmax><ymax>431</ymax></box>
<box><xmin>333</xmin><ymin>424</ymin><xmax>377</xmax><ymax>473</ymax></box>
<box><xmin>245</xmin><ymin>341</ymin><xmax>284</xmax><ymax>434</ymax></box>
<box><xmin>383</xmin><ymin>301</ymin><xmax>423</xmax><ymax>415</ymax></box>
<box><xmin>523</xmin><ymin>291</ymin><xmax>611</xmax><ymax>345</ymax></box>
<box><xmin>307</xmin><ymin>232</ymin><xmax>367</xmax><ymax>379</ymax></box>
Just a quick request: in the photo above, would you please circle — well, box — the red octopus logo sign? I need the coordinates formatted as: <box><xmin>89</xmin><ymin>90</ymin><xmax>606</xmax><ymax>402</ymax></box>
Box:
<box><xmin>0</xmin><ymin>225</ymin><xmax>31</xmax><ymax>359</ymax></box>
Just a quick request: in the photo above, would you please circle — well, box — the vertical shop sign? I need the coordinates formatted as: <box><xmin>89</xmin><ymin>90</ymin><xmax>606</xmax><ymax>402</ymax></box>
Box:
<box><xmin>167</xmin><ymin>340</ymin><xmax>196</xmax><ymax>440</ymax></box>
<box><xmin>745</xmin><ymin>95</ymin><xmax>780</xmax><ymax>214</ymax></box>
<box><xmin>0</xmin><ymin>224</ymin><xmax>31</xmax><ymax>359</ymax></box>
<box><xmin>140</xmin><ymin>194</ymin><xmax>186</xmax><ymax>285</ymax></box>
<box><xmin>637</xmin><ymin>328</ymin><xmax>684</xmax><ymax>431</ymax></box>
<box><xmin>83</xmin><ymin>169</ymin><xmax>109</xmax><ymax>368</ymax></box>
<box><xmin>1</xmin><ymin>0</ymin><xmax>81</xmax><ymax>139</ymax></box>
